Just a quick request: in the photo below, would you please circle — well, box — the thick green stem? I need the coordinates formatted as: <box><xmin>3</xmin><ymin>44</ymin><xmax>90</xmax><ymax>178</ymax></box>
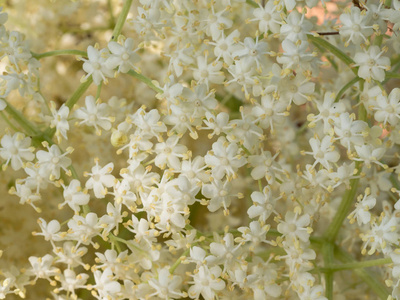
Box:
<box><xmin>324</xmin><ymin>162</ymin><xmax>361</xmax><ymax>242</ymax></box>
<box><xmin>385</xmin><ymin>72</ymin><xmax>400</xmax><ymax>79</ymax></box>
<box><xmin>31</xmin><ymin>49</ymin><xmax>87</xmax><ymax>60</ymax></box>
<box><xmin>169</xmin><ymin>248</ymin><xmax>190</xmax><ymax>274</ymax></box>
<box><xmin>110</xmin><ymin>0</ymin><xmax>133</xmax><ymax>41</ymax></box>
<box><xmin>323</xmin><ymin>257</ymin><xmax>392</xmax><ymax>272</ymax></box>
<box><xmin>323</xmin><ymin>243</ymin><xmax>335</xmax><ymax>299</ymax></box>
<box><xmin>107</xmin><ymin>0</ymin><xmax>116</xmax><ymax>28</ymax></box>
<box><xmin>335</xmin><ymin>247</ymin><xmax>390</xmax><ymax>300</ymax></box>
<box><xmin>335</xmin><ymin>77</ymin><xmax>361</xmax><ymax>102</ymax></box>
<box><xmin>127</xmin><ymin>69</ymin><xmax>163</xmax><ymax>93</ymax></box>
<box><xmin>0</xmin><ymin>111</ymin><xmax>19</xmax><ymax>131</ymax></box>
<box><xmin>245</xmin><ymin>0</ymin><xmax>258</xmax><ymax>7</ymax></box>
<box><xmin>3</xmin><ymin>100</ymin><xmax>39</xmax><ymax>136</ymax></box>
<box><xmin>308</xmin><ymin>35</ymin><xmax>358</xmax><ymax>75</ymax></box>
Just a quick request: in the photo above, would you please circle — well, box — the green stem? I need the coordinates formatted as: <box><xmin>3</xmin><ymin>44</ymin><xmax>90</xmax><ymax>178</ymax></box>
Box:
<box><xmin>96</xmin><ymin>81</ymin><xmax>103</xmax><ymax>100</ymax></box>
<box><xmin>335</xmin><ymin>77</ymin><xmax>361</xmax><ymax>102</ymax></box>
<box><xmin>127</xmin><ymin>69</ymin><xmax>163</xmax><ymax>93</ymax></box>
<box><xmin>308</xmin><ymin>35</ymin><xmax>357</xmax><ymax>75</ymax></box>
<box><xmin>3</xmin><ymin>100</ymin><xmax>39</xmax><ymax>136</ymax></box>
<box><xmin>323</xmin><ymin>257</ymin><xmax>392</xmax><ymax>272</ymax></box>
<box><xmin>107</xmin><ymin>0</ymin><xmax>116</xmax><ymax>28</ymax></box>
<box><xmin>169</xmin><ymin>248</ymin><xmax>190</xmax><ymax>274</ymax></box>
<box><xmin>324</xmin><ymin>162</ymin><xmax>361</xmax><ymax>243</ymax></box>
<box><xmin>0</xmin><ymin>111</ymin><xmax>19</xmax><ymax>131</ymax></box>
<box><xmin>335</xmin><ymin>247</ymin><xmax>390</xmax><ymax>300</ymax></box>
<box><xmin>323</xmin><ymin>243</ymin><xmax>335</xmax><ymax>299</ymax></box>
<box><xmin>31</xmin><ymin>49</ymin><xmax>87</xmax><ymax>60</ymax></box>
<box><xmin>245</xmin><ymin>0</ymin><xmax>258</xmax><ymax>7</ymax></box>
<box><xmin>108</xmin><ymin>233</ymin><xmax>123</xmax><ymax>253</ymax></box>
<box><xmin>65</xmin><ymin>77</ymin><xmax>93</xmax><ymax>110</ymax></box>
<box><xmin>110</xmin><ymin>0</ymin><xmax>133</xmax><ymax>41</ymax></box>
<box><xmin>385</xmin><ymin>72</ymin><xmax>400</xmax><ymax>79</ymax></box>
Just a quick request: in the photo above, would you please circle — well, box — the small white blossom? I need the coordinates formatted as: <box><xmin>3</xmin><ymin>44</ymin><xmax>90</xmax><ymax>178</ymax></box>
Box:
<box><xmin>85</xmin><ymin>160</ymin><xmax>115</xmax><ymax>198</ymax></box>
<box><xmin>0</xmin><ymin>132</ymin><xmax>34</xmax><ymax>171</ymax></box>
<box><xmin>80</xmin><ymin>45</ymin><xmax>114</xmax><ymax>85</ymax></box>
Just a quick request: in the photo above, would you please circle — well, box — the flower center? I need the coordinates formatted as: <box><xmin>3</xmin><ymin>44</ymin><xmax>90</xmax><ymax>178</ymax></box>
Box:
<box><xmin>288</xmin><ymin>223</ymin><xmax>297</xmax><ymax>233</ymax></box>
<box><xmin>220</xmin><ymin>158</ymin><xmax>229</xmax><ymax>166</ymax></box>
<box><xmin>163</xmin><ymin>147</ymin><xmax>172</xmax><ymax>154</ymax></box>
<box><xmin>92</xmin><ymin>62</ymin><xmax>101</xmax><ymax>70</ymax></box>
<box><xmin>200</xmin><ymin>70</ymin><xmax>209</xmax><ymax>78</ymax></box>
<box><xmin>122</xmin><ymin>52</ymin><xmax>130</xmax><ymax>60</ymax></box>
<box><xmin>352</xmin><ymin>24</ymin><xmax>361</xmax><ymax>32</ymax></box>
<box><xmin>219</xmin><ymin>189</ymin><xmax>228</xmax><ymax>197</ymax></box>
<box><xmin>219</xmin><ymin>43</ymin><xmax>228</xmax><ymax>51</ymax></box>
<box><xmin>367</xmin><ymin>59</ymin><xmax>375</xmax><ymax>66</ymax></box>
<box><xmin>316</xmin><ymin>150</ymin><xmax>325</xmax><ymax>159</ymax></box>
<box><xmin>9</xmin><ymin>146</ymin><xmax>18</xmax><ymax>155</ymax></box>
<box><xmin>289</xmin><ymin>85</ymin><xmax>298</xmax><ymax>93</ymax></box>
<box><xmin>263</xmin><ymin>14</ymin><xmax>271</xmax><ymax>21</ymax></box>
<box><xmin>293</xmin><ymin>25</ymin><xmax>302</xmax><ymax>33</ymax></box>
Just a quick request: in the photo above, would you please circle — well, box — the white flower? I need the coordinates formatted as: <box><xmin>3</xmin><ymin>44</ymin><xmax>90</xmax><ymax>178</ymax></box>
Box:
<box><xmin>333</xmin><ymin>112</ymin><xmax>368</xmax><ymax>151</ymax></box>
<box><xmin>80</xmin><ymin>45</ymin><xmax>114</xmax><ymax>85</ymax></box>
<box><xmin>106</xmin><ymin>37</ymin><xmax>140</xmax><ymax>73</ymax></box>
<box><xmin>305</xmin><ymin>136</ymin><xmax>340</xmax><ymax>170</ymax></box>
<box><xmin>201</xmin><ymin>112</ymin><xmax>231</xmax><ymax>138</ymax></box>
<box><xmin>59</xmin><ymin>179</ymin><xmax>90</xmax><ymax>213</ymax></box>
<box><xmin>251</xmin><ymin>1</ymin><xmax>281</xmax><ymax>34</ymax></box>
<box><xmin>188</xmin><ymin>265</ymin><xmax>225</xmax><ymax>300</ymax></box>
<box><xmin>277</xmin><ymin>211</ymin><xmax>311</xmax><ymax>243</ymax></box>
<box><xmin>148</xmin><ymin>267</ymin><xmax>184</xmax><ymax>299</ymax></box>
<box><xmin>237</xmin><ymin>220</ymin><xmax>270</xmax><ymax>248</ymax></box>
<box><xmin>247</xmin><ymin>188</ymin><xmax>278</xmax><ymax>222</ymax></box>
<box><xmin>192</xmin><ymin>54</ymin><xmax>225</xmax><ymax>88</ymax></box>
<box><xmin>209</xmin><ymin>30</ymin><xmax>241</xmax><ymax>66</ymax></box>
<box><xmin>361</xmin><ymin>213</ymin><xmax>399</xmax><ymax>255</ymax></box>
<box><xmin>58</xmin><ymin>269</ymin><xmax>89</xmax><ymax>296</ymax></box>
<box><xmin>307</xmin><ymin>92</ymin><xmax>345</xmax><ymax>133</ymax></box>
<box><xmin>204</xmin><ymin>136</ymin><xmax>246</xmax><ymax>180</ymax></box>
<box><xmin>354</xmin><ymin>46</ymin><xmax>390</xmax><ymax>82</ymax></box>
<box><xmin>154</xmin><ymin>135</ymin><xmax>188</xmax><ymax>170</ymax></box>
<box><xmin>10</xmin><ymin>183</ymin><xmax>41</xmax><ymax>211</ymax></box>
<box><xmin>92</xmin><ymin>268</ymin><xmax>121</xmax><ymax>299</ymax></box>
<box><xmin>348</xmin><ymin>188</ymin><xmax>376</xmax><ymax>225</ymax></box>
<box><xmin>75</xmin><ymin>95</ymin><xmax>114</xmax><ymax>135</ymax></box>
<box><xmin>248</xmin><ymin>151</ymin><xmax>281</xmax><ymax>183</ymax></box>
<box><xmin>277</xmin><ymin>40</ymin><xmax>314</xmax><ymax>72</ymax></box>
<box><xmin>131</xmin><ymin>107</ymin><xmax>167</xmax><ymax>140</ymax></box>
<box><xmin>373</xmin><ymin>88</ymin><xmax>400</xmax><ymax>125</ymax></box>
<box><xmin>202</xmin><ymin>179</ymin><xmax>235</xmax><ymax>212</ymax></box>
<box><xmin>207</xmin><ymin>233</ymin><xmax>243</xmax><ymax>272</ymax></box>
<box><xmin>49</xmin><ymin>102</ymin><xmax>69</xmax><ymax>143</ymax></box>
<box><xmin>233</xmin><ymin>36</ymin><xmax>269</xmax><ymax>70</ymax></box>
<box><xmin>55</xmin><ymin>242</ymin><xmax>88</xmax><ymax>269</ymax></box>
<box><xmin>85</xmin><ymin>160</ymin><xmax>115</xmax><ymax>198</ymax></box>
<box><xmin>202</xmin><ymin>7</ymin><xmax>233</xmax><ymax>40</ymax></box>
<box><xmin>36</xmin><ymin>144</ymin><xmax>72</xmax><ymax>180</ymax></box>
<box><xmin>28</xmin><ymin>254</ymin><xmax>59</xmax><ymax>282</ymax></box>
<box><xmin>354</xmin><ymin>144</ymin><xmax>386</xmax><ymax>168</ymax></box>
<box><xmin>0</xmin><ymin>99</ymin><xmax>6</xmax><ymax>111</ymax></box>
<box><xmin>280</xmin><ymin>11</ymin><xmax>313</xmax><ymax>43</ymax></box>
<box><xmin>339</xmin><ymin>7</ymin><xmax>374</xmax><ymax>46</ymax></box>
<box><xmin>33</xmin><ymin>218</ymin><xmax>62</xmax><ymax>245</ymax></box>
<box><xmin>0</xmin><ymin>132</ymin><xmax>34</xmax><ymax>170</ymax></box>
<box><xmin>227</xmin><ymin>110</ymin><xmax>264</xmax><ymax>150</ymax></box>
<box><xmin>67</xmin><ymin>213</ymin><xmax>101</xmax><ymax>246</ymax></box>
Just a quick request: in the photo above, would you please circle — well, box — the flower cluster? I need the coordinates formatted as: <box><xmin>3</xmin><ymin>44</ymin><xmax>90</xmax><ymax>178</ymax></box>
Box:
<box><xmin>0</xmin><ymin>0</ymin><xmax>400</xmax><ymax>299</ymax></box>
